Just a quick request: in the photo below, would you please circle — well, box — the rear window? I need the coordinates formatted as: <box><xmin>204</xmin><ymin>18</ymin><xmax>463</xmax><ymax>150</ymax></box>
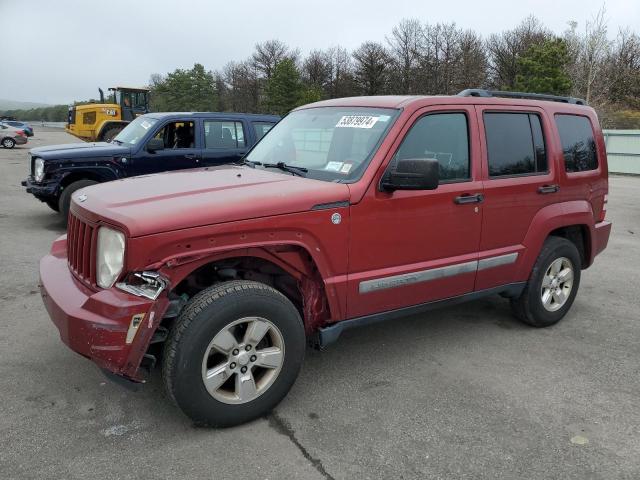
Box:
<box><xmin>555</xmin><ymin>115</ymin><xmax>598</xmax><ymax>172</ymax></box>
<box><xmin>484</xmin><ymin>113</ymin><xmax>547</xmax><ymax>177</ymax></box>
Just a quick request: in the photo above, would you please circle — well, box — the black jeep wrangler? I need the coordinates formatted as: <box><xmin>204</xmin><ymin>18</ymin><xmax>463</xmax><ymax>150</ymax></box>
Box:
<box><xmin>23</xmin><ymin>112</ymin><xmax>279</xmax><ymax>219</ymax></box>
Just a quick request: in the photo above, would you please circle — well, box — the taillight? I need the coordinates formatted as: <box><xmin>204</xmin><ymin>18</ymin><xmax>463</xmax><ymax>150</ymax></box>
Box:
<box><xmin>16</xmin><ymin>130</ymin><xmax>26</xmax><ymax>137</ymax></box>
<box><xmin>599</xmin><ymin>194</ymin><xmax>608</xmax><ymax>222</ymax></box>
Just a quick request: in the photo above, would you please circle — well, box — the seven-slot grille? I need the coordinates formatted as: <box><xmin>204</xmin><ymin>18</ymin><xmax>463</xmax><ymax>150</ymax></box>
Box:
<box><xmin>67</xmin><ymin>212</ymin><xmax>96</xmax><ymax>285</ymax></box>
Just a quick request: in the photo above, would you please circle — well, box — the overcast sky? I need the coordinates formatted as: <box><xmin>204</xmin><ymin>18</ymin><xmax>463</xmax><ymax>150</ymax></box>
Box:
<box><xmin>1</xmin><ymin>0</ymin><xmax>638</xmax><ymax>104</ymax></box>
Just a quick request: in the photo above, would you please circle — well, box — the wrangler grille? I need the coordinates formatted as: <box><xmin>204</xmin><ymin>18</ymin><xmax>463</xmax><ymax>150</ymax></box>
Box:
<box><xmin>67</xmin><ymin>212</ymin><xmax>96</xmax><ymax>285</ymax></box>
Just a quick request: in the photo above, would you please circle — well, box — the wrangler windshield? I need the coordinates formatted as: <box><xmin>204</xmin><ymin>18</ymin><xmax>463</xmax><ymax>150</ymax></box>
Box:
<box><xmin>113</xmin><ymin>116</ymin><xmax>158</xmax><ymax>145</ymax></box>
<box><xmin>245</xmin><ymin>107</ymin><xmax>399</xmax><ymax>182</ymax></box>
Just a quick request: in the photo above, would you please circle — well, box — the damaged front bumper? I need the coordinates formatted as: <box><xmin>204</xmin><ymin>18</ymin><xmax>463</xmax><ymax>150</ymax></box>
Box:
<box><xmin>39</xmin><ymin>236</ymin><xmax>170</xmax><ymax>383</ymax></box>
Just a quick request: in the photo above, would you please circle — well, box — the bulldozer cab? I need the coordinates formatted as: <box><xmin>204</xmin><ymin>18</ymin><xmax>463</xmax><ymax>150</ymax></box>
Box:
<box><xmin>108</xmin><ymin>87</ymin><xmax>149</xmax><ymax>121</ymax></box>
<box><xmin>67</xmin><ymin>86</ymin><xmax>150</xmax><ymax>142</ymax></box>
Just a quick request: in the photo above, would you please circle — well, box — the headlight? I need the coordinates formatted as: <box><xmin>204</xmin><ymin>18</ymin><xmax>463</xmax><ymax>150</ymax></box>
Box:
<box><xmin>96</xmin><ymin>227</ymin><xmax>125</xmax><ymax>288</ymax></box>
<box><xmin>34</xmin><ymin>158</ymin><xmax>45</xmax><ymax>182</ymax></box>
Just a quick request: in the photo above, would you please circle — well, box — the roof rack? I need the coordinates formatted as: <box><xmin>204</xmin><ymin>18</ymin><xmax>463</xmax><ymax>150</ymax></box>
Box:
<box><xmin>457</xmin><ymin>89</ymin><xmax>587</xmax><ymax>105</ymax></box>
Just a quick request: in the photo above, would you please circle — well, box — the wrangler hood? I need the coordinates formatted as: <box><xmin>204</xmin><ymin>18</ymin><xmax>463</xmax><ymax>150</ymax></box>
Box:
<box><xmin>71</xmin><ymin>165</ymin><xmax>351</xmax><ymax>237</ymax></box>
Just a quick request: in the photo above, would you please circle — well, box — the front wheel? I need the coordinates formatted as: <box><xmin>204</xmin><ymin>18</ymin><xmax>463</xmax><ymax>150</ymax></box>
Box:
<box><xmin>511</xmin><ymin>236</ymin><xmax>581</xmax><ymax>327</ymax></box>
<box><xmin>162</xmin><ymin>280</ymin><xmax>305</xmax><ymax>427</ymax></box>
<box><xmin>58</xmin><ymin>179</ymin><xmax>98</xmax><ymax>221</ymax></box>
<box><xmin>2</xmin><ymin>137</ymin><xmax>15</xmax><ymax>149</ymax></box>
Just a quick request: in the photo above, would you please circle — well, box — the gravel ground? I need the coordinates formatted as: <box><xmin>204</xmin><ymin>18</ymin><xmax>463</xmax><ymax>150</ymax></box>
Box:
<box><xmin>1</xmin><ymin>127</ymin><xmax>639</xmax><ymax>479</ymax></box>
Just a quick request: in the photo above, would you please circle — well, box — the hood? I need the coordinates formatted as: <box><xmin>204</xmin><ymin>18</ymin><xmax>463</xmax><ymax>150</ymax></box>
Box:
<box><xmin>72</xmin><ymin>165</ymin><xmax>351</xmax><ymax>237</ymax></box>
<box><xmin>31</xmin><ymin>142</ymin><xmax>130</xmax><ymax>160</ymax></box>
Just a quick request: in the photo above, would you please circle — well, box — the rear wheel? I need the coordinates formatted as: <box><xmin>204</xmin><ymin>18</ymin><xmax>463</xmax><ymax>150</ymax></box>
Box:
<box><xmin>58</xmin><ymin>179</ymin><xmax>98</xmax><ymax>221</ymax></box>
<box><xmin>511</xmin><ymin>236</ymin><xmax>581</xmax><ymax>327</ymax></box>
<box><xmin>162</xmin><ymin>280</ymin><xmax>305</xmax><ymax>427</ymax></box>
<box><xmin>2</xmin><ymin>137</ymin><xmax>15</xmax><ymax>149</ymax></box>
<box><xmin>100</xmin><ymin>125</ymin><xmax>123</xmax><ymax>142</ymax></box>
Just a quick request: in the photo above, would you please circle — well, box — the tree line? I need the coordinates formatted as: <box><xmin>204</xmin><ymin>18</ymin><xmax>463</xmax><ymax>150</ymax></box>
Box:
<box><xmin>155</xmin><ymin>11</ymin><xmax>640</xmax><ymax>128</ymax></box>
<box><xmin>4</xmin><ymin>10</ymin><xmax>639</xmax><ymax>127</ymax></box>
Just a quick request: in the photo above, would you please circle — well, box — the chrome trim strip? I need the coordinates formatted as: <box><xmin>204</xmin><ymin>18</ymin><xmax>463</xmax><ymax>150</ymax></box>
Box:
<box><xmin>359</xmin><ymin>260</ymin><xmax>477</xmax><ymax>294</ymax></box>
<box><xmin>477</xmin><ymin>252</ymin><xmax>518</xmax><ymax>271</ymax></box>
<box><xmin>358</xmin><ymin>252</ymin><xmax>519</xmax><ymax>294</ymax></box>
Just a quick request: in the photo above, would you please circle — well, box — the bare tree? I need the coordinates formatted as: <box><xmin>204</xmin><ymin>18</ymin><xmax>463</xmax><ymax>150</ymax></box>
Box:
<box><xmin>454</xmin><ymin>30</ymin><xmax>488</xmax><ymax>91</ymax></box>
<box><xmin>608</xmin><ymin>28</ymin><xmax>640</xmax><ymax>106</ymax></box>
<box><xmin>221</xmin><ymin>60</ymin><xmax>261</xmax><ymax>112</ymax></box>
<box><xmin>302</xmin><ymin>49</ymin><xmax>332</xmax><ymax>93</ymax></box>
<box><xmin>486</xmin><ymin>15</ymin><xmax>552</xmax><ymax>89</ymax></box>
<box><xmin>352</xmin><ymin>42</ymin><xmax>392</xmax><ymax>95</ymax></box>
<box><xmin>580</xmin><ymin>7</ymin><xmax>611</xmax><ymax>103</ymax></box>
<box><xmin>252</xmin><ymin>40</ymin><xmax>298</xmax><ymax>80</ymax></box>
<box><xmin>386</xmin><ymin>18</ymin><xmax>423</xmax><ymax>94</ymax></box>
<box><xmin>326</xmin><ymin>46</ymin><xmax>357</xmax><ymax>98</ymax></box>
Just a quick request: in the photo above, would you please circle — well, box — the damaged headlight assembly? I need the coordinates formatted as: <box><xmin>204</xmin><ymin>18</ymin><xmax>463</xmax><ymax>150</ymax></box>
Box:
<box><xmin>116</xmin><ymin>271</ymin><xmax>167</xmax><ymax>300</ymax></box>
<box><xmin>96</xmin><ymin>227</ymin><xmax>125</xmax><ymax>288</ymax></box>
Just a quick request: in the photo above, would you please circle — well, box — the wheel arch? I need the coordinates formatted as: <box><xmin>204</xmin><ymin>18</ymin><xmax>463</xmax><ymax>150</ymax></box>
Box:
<box><xmin>518</xmin><ymin>200</ymin><xmax>596</xmax><ymax>279</ymax></box>
<box><xmin>159</xmin><ymin>245</ymin><xmax>337</xmax><ymax>335</ymax></box>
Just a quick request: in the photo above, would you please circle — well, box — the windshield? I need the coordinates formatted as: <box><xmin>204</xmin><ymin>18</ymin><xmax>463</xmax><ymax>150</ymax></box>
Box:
<box><xmin>113</xmin><ymin>116</ymin><xmax>158</xmax><ymax>145</ymax></box>
<box><xmin>245</xmin><ymin>107</ymin><xmax>399</xmax><ymax>182</ymax></box>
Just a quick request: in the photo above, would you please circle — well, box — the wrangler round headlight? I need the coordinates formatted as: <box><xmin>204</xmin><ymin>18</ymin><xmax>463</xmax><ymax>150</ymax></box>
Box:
<box><xmin>96</xmin><ymin>227</ymin><xmax>125</xmax><ymax>288</ymax></box>
<box><xmin>34</xmin><ymin>157</ymin><xmax>45</xmax><ymax>182</ymax></box>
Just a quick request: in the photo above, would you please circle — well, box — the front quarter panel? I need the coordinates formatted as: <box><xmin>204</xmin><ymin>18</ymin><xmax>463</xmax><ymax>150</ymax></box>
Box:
<box><xmin>127</xmin><ymin>207</ymin><xmax>351</xmax><ymax>322</ymax></box>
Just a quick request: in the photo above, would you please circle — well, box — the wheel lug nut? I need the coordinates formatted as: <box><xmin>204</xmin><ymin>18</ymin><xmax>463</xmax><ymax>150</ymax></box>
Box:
<box><xmin>232</xmin><ymin>349</ymin><xmax>239</xmax><ymax>356</ymax></box>
<box><xmin>250</xmin><ymin>355</ymin><xmax>257</xmax><ymax>362</ymax></box>
<box><xmin>241</xmin><ymin>366</ymin><xmax>247</xmax><ymax>373</ymax></box>
<box><xmin>230</xmin><ymin>362</ymin><xmax>236</xmax><ymax>369</ymax></box>
<box><xmin>245</xmin><ymin>345</ymin><xmax>252</xmax><ymax>351</ymax></box>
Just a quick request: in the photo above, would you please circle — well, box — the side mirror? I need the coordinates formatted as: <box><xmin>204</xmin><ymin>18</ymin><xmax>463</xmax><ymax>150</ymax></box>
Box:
<box><xmin>147</xmin><ymin>138</ymin><xmax>165</xmax><ymax>153</ymax></box>
<box><xmin>380</xmin><ymin>158</ymin><xmax>439</xmax><ymax>191</ymax></box>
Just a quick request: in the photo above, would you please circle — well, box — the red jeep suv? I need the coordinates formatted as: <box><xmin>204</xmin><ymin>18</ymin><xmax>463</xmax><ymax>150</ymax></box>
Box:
<box><xmin>39</xmin><ymin>90</ymin><xmax>611</xmax><ymax>426</ymax></box>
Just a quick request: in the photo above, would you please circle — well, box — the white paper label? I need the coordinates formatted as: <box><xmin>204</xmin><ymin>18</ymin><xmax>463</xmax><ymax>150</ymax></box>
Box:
<box><xmin>325</xmin><ymin>161</ymin><xmax>343</xmax><ymax>172</ymax></box>
<box><xmin>140</xmin><ymin>120</ymin><xmax>152</xmax><ymax>130</ymax></box>
<box><xmin>336</xmin><ymin>115</ymin><xmax>379</xmax><ymax>128</ymax></box>
<box><xmin>340</xmin><ymin>163</ymin><xmax>353</xmax><ymax>174</ymax></box>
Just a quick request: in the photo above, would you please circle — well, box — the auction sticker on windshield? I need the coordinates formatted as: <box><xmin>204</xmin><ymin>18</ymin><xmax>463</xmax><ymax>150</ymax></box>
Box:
<box><xmin>336</xmin><ymin>115</ymin><xmax>379</xmax><ymax>128</ymax></box>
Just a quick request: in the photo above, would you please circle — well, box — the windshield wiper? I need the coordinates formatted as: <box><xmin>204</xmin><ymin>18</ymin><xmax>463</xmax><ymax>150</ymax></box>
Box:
<box><xmin>110</xmin><ymin>139</ymin><xmax>123</xmax><ymax>145</ymax></box>
<box><xmin>237</xmin><ymin>159</ymin><xmax>260</xmax><ymax>168</ymax></box>
<box><xmin>262</xmin><ymin>162</ymin><xmax>308</xmax><ymax>177</ymax></box>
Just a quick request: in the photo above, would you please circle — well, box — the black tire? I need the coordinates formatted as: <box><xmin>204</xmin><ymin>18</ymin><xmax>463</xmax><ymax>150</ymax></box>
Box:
<box><xmin>162</xmin><ymin>280</ymin><xmax>305</xmax><ymax>427</ymax></box>
<box><xmin>511</xmin><ymin>236</ymin><xmax>581</xmax><ymax>327</ymax></box>
<box><xmin>2</xmin><ymin>137</ymin><xmax>15</xmax><ymax>149</ymax></box>
<box><xmin>45</xmin><ymin>199</ymin><xmax>60</xmax><ymax>212</ymax></box>
<box><xmin>100</xmin><ymin>125</ymin><xmax>123</xmax><ymax>142</ymax></box>
<box><xmin>58</xmin><ymin>179</ymin><xmax>98</xmax><ymax>221</ymax></box>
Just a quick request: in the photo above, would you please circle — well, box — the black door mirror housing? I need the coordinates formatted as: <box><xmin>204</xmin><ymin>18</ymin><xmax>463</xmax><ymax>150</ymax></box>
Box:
<box><xmin>147</xmin><ymin>138</ymin><xmax>165</xmax><ymax>153</ymax></box>
<box><xmin>380</xmin><ymin>158</ymin><xmax>439</xmax><ymax>191</ymax></box>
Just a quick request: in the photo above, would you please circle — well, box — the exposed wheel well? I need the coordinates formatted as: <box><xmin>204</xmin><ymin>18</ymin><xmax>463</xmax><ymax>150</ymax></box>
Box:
<box><xmin>167</xmin><ymin>253</ymin><xmax>331</xmax><ymax>335</ymax></box>
<box><xmin>549</xmin><ymin>225</ymin><xmax>590</xmax><ymax>268</ymax></box>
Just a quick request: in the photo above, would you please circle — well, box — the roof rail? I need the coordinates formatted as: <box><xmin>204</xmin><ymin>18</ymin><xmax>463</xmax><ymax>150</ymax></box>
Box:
<box><xmin>457</xmin><ymin>89</ymin><xmax>587</xmax><ymax>105</ymax></box>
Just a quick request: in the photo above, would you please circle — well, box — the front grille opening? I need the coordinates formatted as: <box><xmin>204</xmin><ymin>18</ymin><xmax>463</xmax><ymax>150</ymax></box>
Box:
<box><xmin>67</xmin><ymin>212</ymin><xmax>96</xmax><ymax>285</ymax></box>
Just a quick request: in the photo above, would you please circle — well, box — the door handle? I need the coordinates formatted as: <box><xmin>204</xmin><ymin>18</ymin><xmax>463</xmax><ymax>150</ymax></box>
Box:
<box><xmin>538</xmin><ymin>184</ymin><xmax>559</xmax><ymax>194</ymax></box>
<box><xmin>184</xmin><ymin>154</ymin><xmax>197</xmax><ymax>159</ymax></box>
<box><xmin>454</xmin><ymin>193</ymin><xmax>484</xmax><ymax>204</ymax></box>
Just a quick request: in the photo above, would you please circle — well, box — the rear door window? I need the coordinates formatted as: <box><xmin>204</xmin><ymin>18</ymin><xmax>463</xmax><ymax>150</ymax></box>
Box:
<box><xmin>204</xmin><ymin>121</ymin><xmax>246</xmax><ymax>149</ymax></box>
<box><xmin>484</xmin><ymin>113</ymin><xmax>547</xmax><ymax>177</ymax></box>
<box><xmin>555</xmin><ymin>114</ymin><xmax>598</xmax><ymax>172</ymax></box>
<box><xmin>253</xmin><ymin>122</ymin><xmax>275</xmax><ymax>141</ymax></box>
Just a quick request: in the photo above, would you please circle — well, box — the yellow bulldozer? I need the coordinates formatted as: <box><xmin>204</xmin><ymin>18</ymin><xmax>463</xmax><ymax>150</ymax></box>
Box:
<box><xmin>65</xmin><ymin>86</ymin><xmax>150</xmax><ymax>142</ymax></box>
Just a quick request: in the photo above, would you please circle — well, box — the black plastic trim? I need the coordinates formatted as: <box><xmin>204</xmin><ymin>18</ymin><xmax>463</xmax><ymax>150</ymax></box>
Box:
<box><xmin>458</xmin><ymin>89</ymin><xmax>587</xmax><ymax>105</ymax></box>
<box><xmin>311</xmin><ymin>201</ymin><xmax>350</xmax><ymax>210</ymax></box>
<box><xmin>317</xmin><ymin>282</ymin><xmax>526</xmax><ymax>347</ymax></box>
